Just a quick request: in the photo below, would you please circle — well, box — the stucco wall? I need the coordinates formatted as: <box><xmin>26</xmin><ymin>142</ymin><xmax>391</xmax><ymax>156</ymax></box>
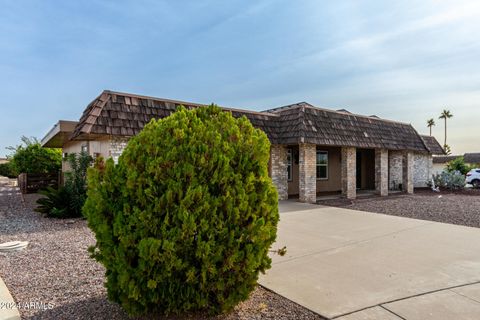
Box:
<box><xmin>61</xmin><ymin>136</ymin><xmax>130</xmax><ymax>171</ymax></box>
<box><xmin>62</xmin><ymin>140</ymin><xmax>87</xmax><ymax>171</ymax></box>
<box><xmin>432</xmin><ymin>163</ymin><xmax>446</xmax><ymax>176</ymax></box>
<box><xmin>287</xmin><ymin>146</ymin><xmax>341</xmax><ymax>195</ymax></box>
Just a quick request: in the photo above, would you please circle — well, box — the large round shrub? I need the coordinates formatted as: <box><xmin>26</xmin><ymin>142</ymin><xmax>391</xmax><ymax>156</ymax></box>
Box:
<box><xmin>84</xmin><ymin>105</ymin><xmax>279</xmax><ymax>316</ymax></box>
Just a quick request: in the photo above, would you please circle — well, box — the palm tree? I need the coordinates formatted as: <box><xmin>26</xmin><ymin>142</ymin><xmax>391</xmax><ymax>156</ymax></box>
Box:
<box><xmin>439</xmin><ymin>109</ymin><xmax>453</xmax><ymax>147</ymax></box>
<box><xmin>427</xmin><ymin>118</ymin><xmax>435</xmax><ymax>136</ymax></box>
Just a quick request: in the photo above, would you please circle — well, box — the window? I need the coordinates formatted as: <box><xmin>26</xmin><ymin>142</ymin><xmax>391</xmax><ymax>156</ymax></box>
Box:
<box><xmin>81</xmin><ymin>145</ymin><xmax>88</xmax><ymax>153</ymax></box>
<box><xmin>316</xmin><ymin>151</ymin><xmax>328</xmax><ymax>179</ymax></box>
<box><xmin>287</xmin><ymin>148</ymin><xmax>293</xmax><ymax>181</ymax></box>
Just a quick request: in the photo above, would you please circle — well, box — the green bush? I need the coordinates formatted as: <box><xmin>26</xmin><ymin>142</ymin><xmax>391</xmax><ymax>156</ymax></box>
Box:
<box><xmin>84</xmin><ymin>105</ymin><xmax>279</xmax><ymax>316</ymax></box>
<box><xmin>64</xmin><ymin>151</ymin><xmax>93</xmax><ymax>217</ymax></box>
<box><xmin>0</xmin><ymin>162</ymin><xmax>16</xmax><ymax>178</ymax></box>
<box><xmin>8</xmin><ymin>136</ymin><xmax>61</xmax><ymax>175</ymax></box>
<box><xmin>446</xmin><ymin>156</ymin><xmax>474</xmax><ymax>175</ymax></box>
<box><xmin>35</xmin><ymin>151</ymin><xmax>92</xmax><ymax>218</ymax></box>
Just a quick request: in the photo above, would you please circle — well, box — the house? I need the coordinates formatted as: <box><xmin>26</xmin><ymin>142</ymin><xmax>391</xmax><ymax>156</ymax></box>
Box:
<box><xmin>41</xmin><ymin>90</ymin><xmax>444</xmax><ymax>203</ymax></box>
<box><xmin>432</xmin><ymin>153</ymin><xmax>480</xmax><ymax>175</ymax></box>
<box><xmin>0</xmin><ymin>158</ymin><xmax>8</xmax><ymax>164</ymax></box>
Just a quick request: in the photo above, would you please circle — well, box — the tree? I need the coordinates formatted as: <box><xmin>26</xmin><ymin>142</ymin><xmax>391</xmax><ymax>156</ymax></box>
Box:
<box><xmin>84</xmin><ymin>105</ymin><xmax>279</xmax><ymax>316</ymax></box>
<box><xmin>439</xmin><ymin>109</ymin><xmax>453</xmax><ymax>149</ymax></box>
<box><xmin>446</xmin><ymin>156</ymin><xmax>472</xmax><ymax>175</ymax></box>
<box><xmin>7</xmin><ymin>136</ymin><xmax>62</xmax><ymax>175</ymax></box>
<box><xmin>427</xmin><ymin>118</ymin><xmax>435</xmax><ymax>136</ymax></box>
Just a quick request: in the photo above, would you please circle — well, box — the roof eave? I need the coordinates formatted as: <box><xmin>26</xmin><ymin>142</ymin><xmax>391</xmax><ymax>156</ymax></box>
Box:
<box><xmin>41</xmin><ymin>120</ymin><xmax>79</xmax><ymax>148</ymax></box>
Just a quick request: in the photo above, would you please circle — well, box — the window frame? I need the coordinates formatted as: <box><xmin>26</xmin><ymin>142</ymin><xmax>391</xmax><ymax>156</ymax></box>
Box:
<box><xmin>316</xmin><ymin>150</ymin><xmax>328</xmax><ymax>180</ymax></box>
<box><xmin>287</xmin><ymin>148</ymin><xmax>293</xmax><ymax>181</ymax></box>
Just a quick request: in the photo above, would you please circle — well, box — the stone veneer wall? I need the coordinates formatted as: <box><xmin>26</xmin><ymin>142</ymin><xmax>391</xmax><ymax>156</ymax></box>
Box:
<box><xmin>299</xmin><ymin>143</ymin><xmax>317</xmax><ymax>203</ymax></box>
<box><xmin>109</xmin><ymin>137</ymin><xmax>130</xmax><ymax>164</ymax></box>
<box><xmin>341</xmin><ymin>147</ymin><xmax>356</xmax><ymax>199</ymax></box>
<box><xmin>402</xmin><ymin>151</ymin><xmax>414</xmax><ymax>194</ymax></box>
<box><xmin>375</xmin><ymin>149</ymin><xmax>388</xmax><ymax>196</ymax></box>
<box><xmin>413</xmin><ymin>153</ymin><xmax>433</xmax><ymax>188</ymax></box>
<box><xmin>270</xmin><ymin>145</ymin><xmax>288</xmax><ymax>200</ymax></box>
<box><xmin>388</xmin><ymin>151</ymin><xmax>403</xmax><ymax>190</ymax></box>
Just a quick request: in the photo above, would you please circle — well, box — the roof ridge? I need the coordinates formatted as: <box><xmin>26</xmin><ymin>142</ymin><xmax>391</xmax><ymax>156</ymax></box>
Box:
<box><xmin>88</xmin><ymin>91</ymin><xmax>111</xmax><ymax>134</ymax></box>
<box><xmin>416</xmin><ymin>129</ymin><xmax>432</xmax><ymax>153</ymax></box>
<box><xmin>266</xmin><ymin>102</ymin><xmax>414</xmax><ymax>126</ymax></box>
<box><xmin>105</xmin><ymin>90</ymin><xmax>278</xmax><ymax>117</ymax></box>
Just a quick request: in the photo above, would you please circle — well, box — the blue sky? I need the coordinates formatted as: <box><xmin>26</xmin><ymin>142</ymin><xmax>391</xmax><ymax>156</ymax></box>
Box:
<box><xmin>1</xmin><ymin>0</ymin><xmax>479</xmax><ymax>157</ymax></box>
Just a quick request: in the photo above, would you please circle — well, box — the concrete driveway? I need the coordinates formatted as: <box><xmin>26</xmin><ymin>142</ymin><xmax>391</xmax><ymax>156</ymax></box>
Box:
<box><xmin>259</xmin><ymin>201</ymin><xmax>480</xmax><ymax>320</ymax></box>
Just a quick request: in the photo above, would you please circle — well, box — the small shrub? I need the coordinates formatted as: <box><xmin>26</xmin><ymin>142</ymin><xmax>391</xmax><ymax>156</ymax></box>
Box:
<box><xmin>8</xmin><ymin>136</ymin><xmax>62</xmax><ymax>175</ymax></box>
<box><xmin>0</xmin><ymin>162</ymin><xmax>16</xmax><ymax>178</ymax></box>
<box><xmin>35</xmin><ymin>151</ymin><xmax>92</xmax><ymax>218</ymax></box>
<box><xmin>446</xmin><ymin>156</ymin><xmax>473</xmax><ymax>175</ymax></box>
<box><xmin>432</xmin><ymin>170</ymin><xmax>465</xmax><ymax>190</ymax></box>
<box><xmin>84</xmin><ymin>105</ymin><xmax>279</xmax><ymax>316</ymax></box>
<box><xmin>64</xmin><ymin>151</ymin><xmax>93</xmax><ymax>217</ymax></box>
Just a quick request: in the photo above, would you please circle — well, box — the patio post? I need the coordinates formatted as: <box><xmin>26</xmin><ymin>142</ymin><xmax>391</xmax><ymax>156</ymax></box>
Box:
<box><xmin>341</xmin><ymin>147</ymin><xmax>356</xmax><ymax>199</ymax></box>
<box><xmin>375</xmin><ymin>149</ymin><xmax>389</xmax><ymax>196</ymax></box>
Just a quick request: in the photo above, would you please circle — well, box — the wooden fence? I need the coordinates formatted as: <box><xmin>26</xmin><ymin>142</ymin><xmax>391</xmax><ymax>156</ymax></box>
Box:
<box><xmin>17</xmin><ymin>172</ymin><xmax>61</xmax><ymax>194</ymax></box>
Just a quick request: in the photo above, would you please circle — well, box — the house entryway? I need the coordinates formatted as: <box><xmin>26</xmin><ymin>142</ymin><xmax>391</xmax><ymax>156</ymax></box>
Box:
<box><xmin>356</xmin><ymin>149</ymin><xmax>375</xmax><ymax>191</ymax></box>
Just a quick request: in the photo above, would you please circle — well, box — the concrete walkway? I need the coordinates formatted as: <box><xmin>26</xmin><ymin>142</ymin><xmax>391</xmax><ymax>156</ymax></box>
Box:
<box><xmin>0</xmin><ymin>177</ymin><xmax>21</xmax><ymax>320</ymax></box>
<box><xmin>259</xmin><ymin>201</ymin><xmax>480</xmax><ymax>320</ymax></box>
<box><xmin>0</xmin><ymin>276</ymin><xmax>20</xmax><ymax>320</ymax></box>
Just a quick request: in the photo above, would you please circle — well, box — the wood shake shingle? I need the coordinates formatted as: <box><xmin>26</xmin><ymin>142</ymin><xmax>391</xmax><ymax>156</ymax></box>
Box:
<box><xmin>71</xmin><ymin>90</ymin><xmax>439</xmax><ymax>153</ymax></box>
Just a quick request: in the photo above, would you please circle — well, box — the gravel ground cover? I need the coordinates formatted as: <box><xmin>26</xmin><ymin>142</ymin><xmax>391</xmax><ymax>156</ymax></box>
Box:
<box><xmin>320</xmin><ymin>188</ymin><xmax>480</xmax><ymax>228</ymax></box>
<box><xmin>0</xmin><ymin>177</ymin><xmax>324</xmax><ymax>320</ymax></box>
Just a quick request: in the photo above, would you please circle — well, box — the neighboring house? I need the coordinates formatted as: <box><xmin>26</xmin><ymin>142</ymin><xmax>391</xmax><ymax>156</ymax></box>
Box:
<box><xmin>432</xmin><ymin>153</ymin><xmax>480</xmax><ymax>175</ymax></box>
<box><xmin>0</xmin><ymin>158</ymin><xmax>8</xmax><ymax>164</ymax></box>
<box><xmin>41</xmin><ymin>90</ymin><xmax>444</xmax><ymax>203</ymax></box>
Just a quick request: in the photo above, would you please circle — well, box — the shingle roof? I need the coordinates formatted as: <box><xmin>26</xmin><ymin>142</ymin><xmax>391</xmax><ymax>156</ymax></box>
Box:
<box><xmin>268</xmin><ymin>102</ymin><xmax>428</xmax><ymax>151</ymax></box>
<box><xmin>464</xmin><ymin>153</ymin><xmax>480</xmax><ymax>164</ymax></box>
<box><xmin>420</xmin><ymin>135</ymin><xmax>445</xmax><ymax>155</ymax></box>
<box><xmin>72</xmin><ymin>90</ymin><xmax>279</xmax><ymax>141</ymax></box>
<box><xmin>71</xmin><ymin>90</ymin><xmax>435</xmax><ymax>153</ymax></box>
<box><xmin>432</xmin><ymin>155</ymin><xmax>459</xmax><ymax>164</ymax></box>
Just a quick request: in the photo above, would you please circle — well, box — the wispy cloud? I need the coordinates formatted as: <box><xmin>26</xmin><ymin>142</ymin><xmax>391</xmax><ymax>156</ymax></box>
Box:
<box><xmin>0</xmin><ymin>0</ymin><xmax>478</xmax><ymax>155</ymax></box>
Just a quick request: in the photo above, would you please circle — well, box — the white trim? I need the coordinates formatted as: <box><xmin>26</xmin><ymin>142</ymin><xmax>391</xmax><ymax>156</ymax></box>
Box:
<box><xmin>316</xmin><ymin>150</ymin><xmax>328</xmax><ymax>180</ymax></box>
<box><xmin>287</xmin><ymin>148</ymin><xmax>293</xmax><ymax>181</ymax></box>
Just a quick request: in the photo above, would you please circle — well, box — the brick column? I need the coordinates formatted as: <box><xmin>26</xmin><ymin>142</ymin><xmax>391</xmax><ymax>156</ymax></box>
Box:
<box><xmin>299</xmin><ymin>143</ymin><xmax>317</xmax><ymax>203</ymax></box>
<box><xmin>341</xmin><ymin>147</ymin><xmax>356</xmax><ymax>199</ymax></box>
<box><xmin>402</xmin><ymin>151</ymin><xmax>414</xmax><ymax>194</ymax></box>
<box><xmin>375</xmin><ymin>149</ymin><xmax>388</xmax><ymax>196</ymax></box>
<box><xmin>269</xmin><ymin>145</ymin><xmax>288</xmax><ymax>200</ymax></box>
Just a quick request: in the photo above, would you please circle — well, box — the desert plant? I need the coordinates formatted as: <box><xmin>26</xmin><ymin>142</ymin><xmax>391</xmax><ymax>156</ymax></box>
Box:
<box><xmin>432</xmin><ymin>170</ymin><xmax>465</xmax><ymax>190</ymax></box>
<box><xmin>84</xmin><ymin>105</ymin><xmax>279</xmax><ymax>316</ymax></box>
<box><xmin>35</xmin><ymin>151</ymin><xmax>93</xmax><ymax>218</ymax></box>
